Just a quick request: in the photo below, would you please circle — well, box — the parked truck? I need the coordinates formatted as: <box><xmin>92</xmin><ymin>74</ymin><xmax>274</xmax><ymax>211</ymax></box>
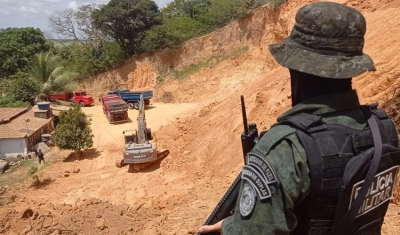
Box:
<box><xmin>49</xmin><ymin>90</ymin><xmax>94</xmax><ymax>107</ymax></box>
<box><xmin>107</xmin><ymin>89</ymin><xmax>153</xmax><ymax>110</ymax></box>
<box><xmin>101</xmin><ymin>94</ymin><xmax>129</xmax><ymax>124</ymax></box>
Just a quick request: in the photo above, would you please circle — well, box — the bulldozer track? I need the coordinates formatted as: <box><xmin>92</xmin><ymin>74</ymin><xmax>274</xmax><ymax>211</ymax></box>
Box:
<box><xmin>131</xmin><ymin>149</ymin><xmax>170</xmax><ymax>171</ymax></box>
<box><xmin>115</xmin><ymin>159</ymin><xmax>127</xmax><ymax>168</ymax></box>
<box><xmin>115</xmin><ymin>149</ymin><xmax>170</xmax><ymax>171</ymax></box>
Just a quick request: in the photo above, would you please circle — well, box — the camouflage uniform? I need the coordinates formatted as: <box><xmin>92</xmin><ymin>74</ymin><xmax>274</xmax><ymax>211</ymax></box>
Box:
<box><xmin>221</xmin><ymin>2</ymin><xmax>380</xmax><ymax>234</ymax></box>
<box><xmin>222</xmin><ymin>90</ymin><xmax>367</xmax><ymax>234</ymax></box>
<box><xmin>268</xmin><ymin>2</ymin><xmax>375</xmax><ymax>79</ymax></box>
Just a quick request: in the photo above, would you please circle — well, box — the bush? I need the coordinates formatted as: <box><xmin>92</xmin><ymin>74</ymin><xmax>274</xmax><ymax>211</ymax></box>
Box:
<box><xmin>7</xmin><ymin>72</ymin><xmax>40</xmax><ymax>105</ymax></box>
<box><xmin>55</xmin><ymin>41</ymin><xmax>127</xmax><ymax>80</ymax></box>
<box><xmin>0</xmin><ymin>96</ymin><xmax>31</xmax><ymax>108</ymax></box>
<box><xmin>27</xmin><ymin>166</ymin><xmax>53</xmax><ymax>188</ymax></box>
<box><xmin>142</xmin><ymin>16</ymin><xmax>208</xmax><ymax>51</ymax></box>
<box><xmin>54</xmin><ymin>105</ymin><xmax>94</xmax><ymax>153</ymax></box>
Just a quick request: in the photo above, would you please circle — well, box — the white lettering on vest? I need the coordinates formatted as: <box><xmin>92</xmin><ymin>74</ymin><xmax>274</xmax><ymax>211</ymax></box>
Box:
<box><xmin>349</xmin><ymin>165</ymin><xmax>399</xmax><ymax>217</ymax></box>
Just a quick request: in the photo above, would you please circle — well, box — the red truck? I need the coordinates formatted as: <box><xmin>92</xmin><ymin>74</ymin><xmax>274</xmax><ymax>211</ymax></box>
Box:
<box><xmin>49</xmin><ymin>90</ymin><xmax>94</xmax><ymax>107</ymax></box>
<box><xmin>100</xmin><ymin>94</ymin><xmax>129</xmax><ymax>124</ymax></box>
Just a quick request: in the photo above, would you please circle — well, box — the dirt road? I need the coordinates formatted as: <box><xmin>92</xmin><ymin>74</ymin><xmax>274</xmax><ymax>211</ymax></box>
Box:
<box><xmin>85</xmin><ymin>102</ymin><xmax>198</xmax><ymax>149</ymax></box>
<box><xmin>0</xmin><ymin>102</ymin><xmax>201</xmax><ymax>235</ymax></box>
<box><xmin>57</xmin><ymin>102</ymin><xmax>199</xmax><ymax>202</ymax></box>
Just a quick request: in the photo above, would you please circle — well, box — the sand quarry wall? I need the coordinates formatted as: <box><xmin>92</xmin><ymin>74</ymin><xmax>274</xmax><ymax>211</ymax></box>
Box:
<box><xmin>83</xmin><ymin>0</ymin><xmax>400</xmax><ymax>203</ymax></box>
<box><xmin>82</xmin><ymin>1</ymin><xmax>290</xmax><ymax>101</ymax></box>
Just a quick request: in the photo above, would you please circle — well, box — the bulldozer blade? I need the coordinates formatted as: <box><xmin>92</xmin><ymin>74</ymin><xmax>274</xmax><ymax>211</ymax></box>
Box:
<box><xmin>130</xmin><ymin>149</ymin><xmax>170</xmax><ymax>171</ymax></box>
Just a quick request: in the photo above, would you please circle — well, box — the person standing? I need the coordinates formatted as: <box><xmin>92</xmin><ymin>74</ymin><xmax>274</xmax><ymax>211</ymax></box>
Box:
<box><xmin>198</xmin><ymin>2</ymin><xmax>400</xmax><ymax>235</ymax></box>
<box><xmin>37</xmin><ymin>149</ymin><xmax>45</xmax><ymax>164</ymax></box>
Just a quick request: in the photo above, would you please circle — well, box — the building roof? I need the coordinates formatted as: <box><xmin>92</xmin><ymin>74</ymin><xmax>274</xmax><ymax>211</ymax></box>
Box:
<box><xmin>0</xmin><ymin>108</ymin><xmax>27</xmax><ymax>123</ymax></box>
<box><xmin>0</xmin><ymin>108</ymin><xmax>54</xmax><ymax>139</ymax></box>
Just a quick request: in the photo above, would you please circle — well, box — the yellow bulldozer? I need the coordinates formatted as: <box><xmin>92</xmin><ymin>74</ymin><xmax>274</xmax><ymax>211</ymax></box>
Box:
<box><xmin>115</xmin><ymin>94</ymin><xmax>169</xmax><ymax>171</ymax></box>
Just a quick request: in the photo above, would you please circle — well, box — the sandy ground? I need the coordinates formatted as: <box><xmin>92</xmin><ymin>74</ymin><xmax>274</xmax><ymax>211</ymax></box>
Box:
<box><xmin>1</xmin><ymin>101</ymin><xmax>399</xmax><ymax>235</ymax></box>
<box><xmin>83</xmin><ymin>103</ymin><xmax>199</xmax><ymax>149</ymax></box>
<box><xmin>0</xmin><ymin>102</ymin><xmax>201</xmax><ymax>235</ymax></box>
<box><xmin>1</xmin><ymin>0</ymin><xmax>400</xmax><ymax>234</ymax></box>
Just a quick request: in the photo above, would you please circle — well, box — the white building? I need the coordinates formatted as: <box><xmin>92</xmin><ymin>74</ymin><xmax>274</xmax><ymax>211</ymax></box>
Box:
<box><xmin>0</xmin><ymin>107</ymin><xmax>55</xmax><ymax>158</ymax></box>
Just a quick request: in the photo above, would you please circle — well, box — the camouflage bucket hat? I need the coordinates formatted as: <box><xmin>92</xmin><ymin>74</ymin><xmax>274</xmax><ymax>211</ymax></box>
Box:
<box><xmin>268</xmin><ymin>2</ymin><xmax>376</xmax><ymax>79</ymax></box>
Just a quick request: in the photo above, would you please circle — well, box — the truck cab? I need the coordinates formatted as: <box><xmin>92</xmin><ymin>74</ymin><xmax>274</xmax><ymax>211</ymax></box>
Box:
<box><xmin>48</xmin><ymin>90</ymin><xmax>94</xmax><ymax>107</ymax></box>
<box><xmin>73</xmin><ymin>90</ymin><xmax>94</xmax><ymax>107</ymax></box>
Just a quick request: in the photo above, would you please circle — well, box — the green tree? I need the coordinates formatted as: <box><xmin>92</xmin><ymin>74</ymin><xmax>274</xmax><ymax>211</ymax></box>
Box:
<box><xmin>142</xmin><ymin>16</ymin><xmax>207</xmax><ymax>51</ymax></box>
<box><xmin>28</xmin><ymin>52</ymin><xmax>78</xmax><ymax>100</ymax></box>
<box><xmin>185</xmin><ymin>0</ymin><xmax>211</xmax><ymax>19</ymax></box>
<box><xmin>0</xmin><ymin>96</ymin><xmax>30</xmax><ymax>108</ymax></box>
<box><xmin>162</xmin><ymin>0</ymin><xmax>210</xmax><ymax>19</ymax></box>
<box><xmin>54</xmin><ymin>105</ymin><xmax>94</xmax><ymax>154</ymax></box>
<box><xmin>92</xmin><ymin>0</ymin><xmax>162</xmax><ymax>55</ymax></box>
<box><xmin>198</xmin><ymin>0</ymin><xmax>253</xmax><ymax>29</ymax></box>
<box><xmin>7</xmin><ymin>72</ymin><xmax>40</xmax><ymax>105</ymax></box>
<box><xmin>48</xmin><ymin>4</ymin><xmax>127</xmax><ymax>79</ymax></box>
<box><xmin>0</xmin><ymin>28</ymin><xmax>51</xmax><ymax>79</ymax></box>
<box><xmin>161</xmin><ymin>0</ymin><xmax>188</xmax><ymax>18</ymax></box>
<box><xmin>54</xmin><ymin>41</ymin><xmax>126</xmax><ymax>80</ymax></box>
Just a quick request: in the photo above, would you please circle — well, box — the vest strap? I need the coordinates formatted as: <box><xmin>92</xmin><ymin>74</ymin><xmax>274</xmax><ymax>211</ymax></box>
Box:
<box><xmin>328</xmin><ymin>109</ymin><xmax>383</xmax><ymax>235</ymax></box>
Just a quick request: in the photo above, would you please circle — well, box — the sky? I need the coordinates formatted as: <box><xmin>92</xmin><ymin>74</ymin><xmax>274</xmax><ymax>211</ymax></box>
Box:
<box><xmin>0</xmin><ymin>0</ymin><xmax>173</xmax><ymax>33</ymax></box>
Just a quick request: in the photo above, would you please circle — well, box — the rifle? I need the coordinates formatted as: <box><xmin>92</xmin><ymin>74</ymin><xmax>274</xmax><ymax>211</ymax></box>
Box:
<box><xmin>198</xmin><ymin>95</ymin><xmax>259</xmax><ymax>235</ymax></box>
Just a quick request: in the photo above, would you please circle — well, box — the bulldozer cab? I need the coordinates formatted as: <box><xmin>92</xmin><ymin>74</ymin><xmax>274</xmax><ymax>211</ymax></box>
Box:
<box><xmin>123</xmin><ymin>129</ymin><xmax>137</xmax><ymax>144</ymax></box>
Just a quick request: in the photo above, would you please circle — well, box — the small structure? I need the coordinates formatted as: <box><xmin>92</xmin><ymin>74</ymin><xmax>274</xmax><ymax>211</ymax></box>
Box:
<box><xmin>0</xmin><ymin>105</ymin><xmax>55</xmax><ymax>158</ymax></box>
<box><xmin>34</xmin><ymin>102</ymin><xmax>53</xmax><ymax>119</ymax></box>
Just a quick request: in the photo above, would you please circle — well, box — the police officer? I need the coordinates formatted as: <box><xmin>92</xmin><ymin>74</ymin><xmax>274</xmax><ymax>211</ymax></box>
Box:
<box><xmin>37</xmin><ymin>149</ymin><xmax>45</xmax><ymax>164</ymax></box>
<box><xmin>198</xmin><ymin>2</ymin><xmax>399</xmax><ymax>235</ymax></box>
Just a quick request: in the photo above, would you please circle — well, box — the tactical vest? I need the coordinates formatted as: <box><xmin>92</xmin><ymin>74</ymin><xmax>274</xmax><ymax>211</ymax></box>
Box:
<box><xmin>273</xmin><ymin>104</ymin><xmax>400</xmax><ymax>235</ymax></box>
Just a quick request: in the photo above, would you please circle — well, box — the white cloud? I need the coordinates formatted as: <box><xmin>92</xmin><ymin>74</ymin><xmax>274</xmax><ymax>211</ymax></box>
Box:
<box><xmin>0</xmin><ymin>0</ymin><xmax>172</xmax><ymax>30</ymax></box>
<box><xmin>68</xmin><ymin>1</ymin><xmax>79</xmax><ymax>10</ymax></box>
<box><xmin>81</xmin><ymin>0</ymin><xmax>109</xmax><ymax>4</ymax></box>
<box><xmin>0</xmin><ymin>9</ymin><xmax>11</xmax><ymax>16</ymax></box>
<box><xmin>20</xmin><ymin>6</ymin><xmax>38</xmax><ymax>14</ymax></box>
<box><xmin>43</xmin><ymin>10</ymin><xmax>53</xmax><ymax>15</ymax></box>
<box><xmin>29</xmin><ymin>1</ymin><xmax>44</xmax><ymax>7</ymax></box>
<box><xmin>40</xmin><ymin>0</ymin><xmax>61</xmax><ymax>2</ymax></box>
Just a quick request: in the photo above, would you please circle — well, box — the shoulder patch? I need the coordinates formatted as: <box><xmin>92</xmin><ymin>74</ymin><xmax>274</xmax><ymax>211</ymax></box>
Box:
<box><xmin>242</xmin><ymin>165</ymin><xmax>272</xmax><ymax>200</ymax></box>
<box><xmin>247</xmin><ymin>152</ymin><xmax>277</xmax><ymax>184</ymax></box>
<box><xmin>239</xmin><ymin>181</ymin><xmax>257</xmax><ymax>217</ymax></box>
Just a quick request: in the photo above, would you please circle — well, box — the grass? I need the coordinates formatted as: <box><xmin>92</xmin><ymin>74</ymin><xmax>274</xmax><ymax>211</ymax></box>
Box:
<box><xmin>156</xmin><ymin>76</ymin><xmax>166</xmax><ymax>84</ymax></box>
<box><xmin>0</xmin><ymin>158</ymin><xmax>52</xmax><ymax>187</ymax></box>
<box><xmin>27</xmin><ymin>165</ymin><xmax>55</xmax><ymax>189</ymax></box>
<box><xmin>169</xmin><ymin>46</ymin><xmax>249</xmax><ymax>80</ymax></box>
<box><xmin>269</xmin><ymin>0</ymin><xmax>288</xmax><ymax>8</ymax></box>
<box><xmin>0</xmin><ymin>158</ymin><xmax>53</xmax><ymax>206</ymax></box>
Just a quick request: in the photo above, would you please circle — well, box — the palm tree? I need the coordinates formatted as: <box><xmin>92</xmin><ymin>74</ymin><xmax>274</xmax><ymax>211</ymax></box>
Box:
<box><xmin>29</xmin><ymin>51</ymin><xmax>79</xmax><ymax>101</ymax></box>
